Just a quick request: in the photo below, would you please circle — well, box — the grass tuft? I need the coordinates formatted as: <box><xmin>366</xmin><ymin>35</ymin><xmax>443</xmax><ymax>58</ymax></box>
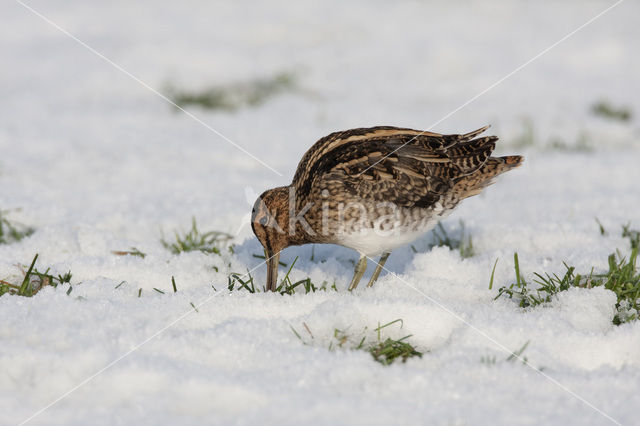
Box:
<box><xmin>547</xmin><ymin>132</ymin><xmax>593</xmax><ymax>152</ymax></box>
<box><xmin>162</xmin><ymin>218</ymin><xmax>232</xmax><ymax>255</ymax></box>
<box><xmin>228</xmin><ymin>270</ymin><xmax>257</xmax><ymax>293</ymax></box>
<box><xmin>494</xmin><ymin>249</ymin><xmax>640</xmax><ymax>325</ymax></box>
<box><xmin>0</xmin><ymin>254</ymin><xmax>73</xmax><ymax>297</ymax></box>
<box><xmin>430</xmin><ymin>220</ymin><xmax>474</xmax><ymax>258</ymax></box>
<box><xmin>0</xmin><ymin>209</ymin><xmax>35</xmax><ymax>244</ymax></box>
<box><xmin>369</xmin><ymin>336</ymin><xmax>421</xmax><ymax>365</ymax></box>
<box><xmin>369</xmin><ymin>320</ymin><xmax>422</xmax><ymax>365</ymax></box>
<box><xmin>591</xmin><ymin>100</ymin><xmax>632</xmax><ymax>122</ymax></box>
<box><xmin>227</xmin><ymin>256</ymin><xmax>337</xmax><ymax>295</ymax></box>
<box><xmin>167</xmin><ymin>72</ymin><xmax>297</xmax><ymax>112</ymax></box>
<box><xmin>293</xmin><ymin>319</ymin><xmax>422</xmax><ymax>366</ymax></box>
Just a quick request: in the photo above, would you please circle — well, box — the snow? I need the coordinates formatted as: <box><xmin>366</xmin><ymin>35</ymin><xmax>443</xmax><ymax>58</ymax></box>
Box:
<box><xmin>553</xmin><ymin>287</ymin><xmax>617</xmax><ymax>333</ymax></box>
<box><xmin>1</xmin><ymin>0</ymin><xmax>640</xmax><ymax>425</ymax></box>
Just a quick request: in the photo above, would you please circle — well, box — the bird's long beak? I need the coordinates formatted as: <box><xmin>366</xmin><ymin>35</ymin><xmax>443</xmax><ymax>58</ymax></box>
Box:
<box><xmin>265</xmin><ymin>250</ymin><xmax>280</xmax><ymax>292</ymax></box>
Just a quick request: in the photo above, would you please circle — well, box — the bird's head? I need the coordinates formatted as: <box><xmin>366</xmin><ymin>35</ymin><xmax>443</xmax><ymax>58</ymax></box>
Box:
<box><xmin>251</xmin><ymin>186</ymin><xmax>291</xmax><ymax>291</ymax></box>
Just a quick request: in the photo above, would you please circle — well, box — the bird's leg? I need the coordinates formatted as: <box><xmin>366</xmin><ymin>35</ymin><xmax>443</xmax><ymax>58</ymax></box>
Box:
<box><xmin>366</xmin><ymin>252</ymin><xmax>391</xmax><ymax>288</ymax></box>
<box><xmin>348</xmin><ymin>255</ymin><xmax>367</xmax><ymax>291</ymax></box>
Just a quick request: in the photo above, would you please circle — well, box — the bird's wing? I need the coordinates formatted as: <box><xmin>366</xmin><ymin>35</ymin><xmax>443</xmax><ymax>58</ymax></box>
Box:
<box><xmin>294</xmin><ymin>126</ymin><xmax>497</xmax><ymax>208</ymax></box>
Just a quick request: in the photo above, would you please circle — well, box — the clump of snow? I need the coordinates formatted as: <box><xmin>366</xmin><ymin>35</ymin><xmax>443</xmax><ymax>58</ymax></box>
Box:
<box><xmin>553</xmin><ymin>287</ymin><xmax>617</xmax><ymax>333</ymax></box>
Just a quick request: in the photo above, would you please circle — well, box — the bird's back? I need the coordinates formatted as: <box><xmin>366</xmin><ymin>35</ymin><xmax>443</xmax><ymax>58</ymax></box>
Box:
<box><xmin>292</xmin><ymin>125</ymin><xmax>522</xmax><ymax>207</ymax></box>
<box><xmin>283</xmin><ymin>125</ymin><xmax>522</xmax><ymax>254</ymax></box>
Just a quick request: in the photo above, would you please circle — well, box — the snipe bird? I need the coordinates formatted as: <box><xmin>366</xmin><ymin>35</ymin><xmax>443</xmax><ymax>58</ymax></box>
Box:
<box><xmin>252</xmin><ymin>126</ymin><xmax>523</xmax><ymax>291</ymax></box>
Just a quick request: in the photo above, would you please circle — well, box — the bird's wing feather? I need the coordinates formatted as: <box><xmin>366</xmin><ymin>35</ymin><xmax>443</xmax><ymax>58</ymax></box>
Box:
<box><xmin>294</xmin><ymin>126</ymin><xmax>497</xmax><ymax>208</ymax></box>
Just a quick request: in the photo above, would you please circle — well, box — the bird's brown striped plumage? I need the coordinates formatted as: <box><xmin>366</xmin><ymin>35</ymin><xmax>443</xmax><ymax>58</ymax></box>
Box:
<box><xmin>252</xmin><ymin>125</ymin><xmax>523</xmax><ymax>291</ymax></box>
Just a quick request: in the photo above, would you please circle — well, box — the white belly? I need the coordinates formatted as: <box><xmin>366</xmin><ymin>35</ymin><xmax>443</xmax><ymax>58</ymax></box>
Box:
<box><xmin>329</xmin><ymin>200</ymin><xmax>457</xmax><ymax>257</ymax></box>
<box><xmin>336</xmin><ymin>217</ymin><xmax>441</xmax><ymax>256</ymax></box>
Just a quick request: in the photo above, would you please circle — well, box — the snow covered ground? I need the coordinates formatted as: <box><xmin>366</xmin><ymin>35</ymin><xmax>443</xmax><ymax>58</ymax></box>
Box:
<box><xmin>1</xmin><ymin>0</ymin><xmax>639</xmax><ymax>425</ymax></box>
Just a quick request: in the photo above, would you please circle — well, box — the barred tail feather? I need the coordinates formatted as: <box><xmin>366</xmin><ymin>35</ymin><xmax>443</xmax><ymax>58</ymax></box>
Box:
<box><xmin>454</xmin><ymin>155</ymin><xmax>524</xmax><ymax>198</ymax></box>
